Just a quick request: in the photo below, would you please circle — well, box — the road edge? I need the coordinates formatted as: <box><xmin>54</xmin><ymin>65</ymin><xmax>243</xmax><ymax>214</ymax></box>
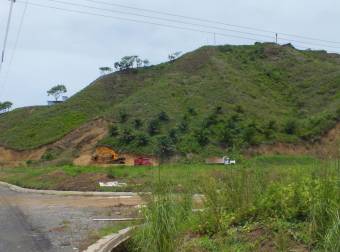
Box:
<box><xmin>83</xmin><ymin>227</ymin><xmax>133</xmax><ymax>252</ymax></box>
<box><xmin>0</xmin><ymin>181</ymin><xmax>139</xmax><ymax>197</ymax></box>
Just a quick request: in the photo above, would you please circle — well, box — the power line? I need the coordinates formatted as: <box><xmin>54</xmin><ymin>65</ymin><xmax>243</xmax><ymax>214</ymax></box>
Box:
<box><xmin>18</xmin><ymin>0</ymin><xmax>340</xmax><ymax>51</ymax></box>
<box><xmin>16</xmin><ymin>1</ymin><xmax>267</xmax><ymax>43</ymax></box>
<box><xmin>38</xmin><ymin>0</ymin><xmax>276</xmax><ymax>41</ymax></box>
<box><xmin>78</xmin><ymin>0</ymin><xmax>340</xmax><ymax>45</ymax></box>
<box><xmin>0</xmin><ymin>0</ymin><xmax>29</xmax><ymax>100</ymax></box>
<box><xmin>0</xmin><ymin>0</ymin><xmax>16</xmax><ymax>76</ymax></box>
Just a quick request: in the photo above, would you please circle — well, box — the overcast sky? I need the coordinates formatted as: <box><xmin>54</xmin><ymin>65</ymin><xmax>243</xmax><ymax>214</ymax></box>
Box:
<box><xmin>0</xmin><ymin>0</ymin><xmax>339</xmax><ymax>108</ymax></box>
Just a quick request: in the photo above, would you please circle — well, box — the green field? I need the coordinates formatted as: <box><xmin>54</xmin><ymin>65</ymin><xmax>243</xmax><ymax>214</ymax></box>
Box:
<box><xmin>1</xmin><ymin>155</ymin><xmax>339</xmax><ymax>251</ymax></box>
<box><xmin>129</xmin><ymin>156</ymin><xmax>340</xmax><ymax>252</ymax></box>
<box><xmin>0</xmin><ymin>43</ymin><xmax>339</xmax><ymax>156</ymax></box>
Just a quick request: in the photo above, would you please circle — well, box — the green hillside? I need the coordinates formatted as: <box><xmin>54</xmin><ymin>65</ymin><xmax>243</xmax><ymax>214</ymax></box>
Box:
<box><xmin>1</xmin><ymin>43</ymin><xmax>339</xmax><ymax>155</ymax></box>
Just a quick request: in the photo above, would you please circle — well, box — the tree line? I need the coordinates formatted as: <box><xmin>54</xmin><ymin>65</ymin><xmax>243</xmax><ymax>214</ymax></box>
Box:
<box><xmin>99</xmin><ymin>52</ymin><xmax>182</xmax><ymax>75</ymax></box>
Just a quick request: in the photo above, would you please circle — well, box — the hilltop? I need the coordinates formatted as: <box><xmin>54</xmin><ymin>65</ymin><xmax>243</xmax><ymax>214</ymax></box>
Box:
<box><xmin>0</xmin><ymin>43</ymin><xmax>339</xmax><ymax>159</ymax></box>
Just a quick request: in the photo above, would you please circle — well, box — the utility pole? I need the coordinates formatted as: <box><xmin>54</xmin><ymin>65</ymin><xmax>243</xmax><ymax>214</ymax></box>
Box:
<box><xmin>0</xmin><ymin>0</ymin><xmax>16</xmax><ymax>74</ymax></box>
<box><xmin>275</xmin><ymin>33</ymin><xmax>278</xmax><ymax>44</ymax></box>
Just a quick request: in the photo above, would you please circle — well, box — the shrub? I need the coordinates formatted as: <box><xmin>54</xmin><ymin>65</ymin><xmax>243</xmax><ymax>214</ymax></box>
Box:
<box><xmin>168</xmin><ymin>128</ymin><xmax>178</xmax><ymax>143</ymax></box>
<box><xmin>178</xmin><ymin>121</ymin><xmax>188</xmax><ymax>133</ymax></box>
<box><xmin>133</xmin><ymin>119</ymin><xmax>143</xmax><ymax>129</ymax></box>
<box><xmin>158</xmin><ymin>111</ymin><xmax>170</xmax><ymax>122</ymax></box>
<box><xmin>135</xmin><ymin>133</ymin><xmax>149</xmax><ymax>147</ymax></box>
<box><xmin>148</xmin><ymin>119</ymin><xmax>161</xmax><ymax>136</ymax></box>
<box><xmin>195</xmin><ymin>129</ymin><xmax>210</xmax><ymax>146</ymax></box>
<box><xmin>118</xmin><ymin>111</ymin><xmax>128</xmax><ymax>123</ymax></box>
<box><xmin>242</xmin><ymin>122</ymin><xmax>258</xmax><ymax>145</ymax></box>
<box><xmin>187</xmin><ymin>107</ymin><xmax>197</xmax><ymax>116</ymax></box>
<box><xmin>155</xmin><ymin>135</ymin><xmax>175</xmax><ymax>160</ymax></box>
<box><xmin>335</xmin><ymin>106</ymin><xmax>340</xmax><ymax>121</ymax></box>
<box><xmin>110</xmin><ymin>125</ymin><xmax>119</xmax><ymax>137</ymax></box>
<box><xmin>284</xmin><ymin>119</ymin><xmax>297</xmax><ymax>135</ymax></box>
<box><xmin>119</xmin><ymin>128</ymin><xmax>135</xmax><ymax>144</ymax></box>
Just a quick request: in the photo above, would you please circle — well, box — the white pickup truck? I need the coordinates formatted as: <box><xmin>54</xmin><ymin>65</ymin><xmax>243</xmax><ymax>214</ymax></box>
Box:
<box><xmin>206</xmin><ymin>156</ymin><xmax>236</xmax><ymax>165</ymax></box>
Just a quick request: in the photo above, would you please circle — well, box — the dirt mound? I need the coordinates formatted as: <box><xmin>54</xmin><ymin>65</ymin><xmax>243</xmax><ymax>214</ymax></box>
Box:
<box><xmin>0</xmin><ymin>119</ymin><xmax>109</xmax><ymax>167</ymax></box>
<box><xmin>248</xmin><ymin>123</ymin><xmax>340</xmax><ymax>158</ymax></box>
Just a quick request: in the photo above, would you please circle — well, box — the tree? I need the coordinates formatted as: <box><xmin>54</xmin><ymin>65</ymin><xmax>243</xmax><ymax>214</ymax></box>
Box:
<box><xmin>0</xmin><ymin>101</ymin><xmax>13</xmax><ymax>113</ymax></box>
<box><xmin>168</xmin><ymin>51</ymin><xmax>182</xmax><ymax>62</ymax></box>
<box><xmin>143</xmin><ymin>59</ymin><xmax>150</xmax><ymax>67</ymax></box>
<box><xmin>47</xmin><ymin>85</ymin><xmax>67</xmax><ymax>101</ymax></box>
<box><xmin>99</xmin><ymin>67</ymin><xmax>112</xmax><ymax>76</ymax></box>
<box><xmin>155</xmin><ymin>135</ymin><xmax>175</xmax><ymax>161</ymax></box>
<box><xmin>136</xmin><ymin>58</ymin><xmax>143</xmax><ymax>68</ymax></box>
<box><xmin>135</xmin><ymin>133</ymin><xmax>149</xmax><ymax>147</ymax></box>
<box><xmin>195</xmin><ymin>129</ymin><xmax>210</xmax><ymax>146</ymax></box>
<box><xmin>119</xmin><ymin>128</ymin><xmax>135</xmax><ymax>144</ymax></box>
<box><xmin>243</xmin><ymin>122</ymin><xmax>258</xmax><ymax>145</ymax></box>
<box><xmin>148</xmin><ymin>119</ymin><xmax>161</xmax><ymax>136</ymax></box>
<box><xmin>114</xmin><ymin>56</ymin><xmax>135</xmax><ymax>71</ymax></box>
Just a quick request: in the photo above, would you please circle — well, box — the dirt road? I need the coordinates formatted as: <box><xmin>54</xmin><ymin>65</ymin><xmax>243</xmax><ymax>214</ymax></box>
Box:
<box><xmin>0</xmin><ymin>185</ymin><xmax>141</xmax><ymax>251</ymax></box>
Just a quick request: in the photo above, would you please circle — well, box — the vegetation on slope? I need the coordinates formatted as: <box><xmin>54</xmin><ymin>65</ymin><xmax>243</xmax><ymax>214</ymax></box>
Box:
<box><xmin>0</xmin><ymin>43</ymin><xmax>339</xmax><ymax>154</ymax></box>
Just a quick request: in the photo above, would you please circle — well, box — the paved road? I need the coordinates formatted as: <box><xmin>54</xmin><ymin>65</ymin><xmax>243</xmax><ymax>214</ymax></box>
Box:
<box><xmin>0</xmin><ymin>185</ymin><xmax>141</xmax><ymax>252</ymax></box>
<box><xmin>0</xmin><ymin>187</ymin><xmax>52</xmax><ymax>251</ymax></box>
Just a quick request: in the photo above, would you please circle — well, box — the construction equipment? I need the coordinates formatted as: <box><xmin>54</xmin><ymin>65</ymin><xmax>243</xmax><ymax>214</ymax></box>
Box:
<box><xmin>92</xmin><ymin>146</ymin><xmax>126</xmax><ymax>164</ymax></box>
<box><xmin>205</xmin><ymin>156</ymin><xmax>236</xmax><ymax>165</ymax></box>
<box><xmin>134</xmin><ymin>157</ymin><xmax>153</xmax><ymax>166</ymax></box>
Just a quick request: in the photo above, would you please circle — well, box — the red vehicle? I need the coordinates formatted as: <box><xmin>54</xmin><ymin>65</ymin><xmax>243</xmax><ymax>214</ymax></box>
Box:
<box><xmin>134</xmin><ymin>157</ymin><xmax>153</xmax><ymax>166</ymax></box>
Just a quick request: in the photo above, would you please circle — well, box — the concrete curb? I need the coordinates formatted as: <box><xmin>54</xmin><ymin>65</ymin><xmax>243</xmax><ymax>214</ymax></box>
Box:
<box><xmin>84</xmin><ymin>227</ymin><xmax>133</xmax><ymax>252</ymax></box>
<box><xmin>0</xmin><ymin>181</ymin><xmax>139</xmax><ymax>197</ymax></box>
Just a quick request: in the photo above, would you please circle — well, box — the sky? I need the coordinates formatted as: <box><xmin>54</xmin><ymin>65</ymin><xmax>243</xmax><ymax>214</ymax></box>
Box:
<box><xmin>0</xmin><ymin>0</ymin><xmax>339</xmax><ymax>108</ymax></box>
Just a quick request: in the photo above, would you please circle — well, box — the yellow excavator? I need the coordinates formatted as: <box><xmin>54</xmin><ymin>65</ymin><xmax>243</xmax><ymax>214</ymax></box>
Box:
<box><xmin>92</xmin><ymin>146</ymin><xmax>126</xmax><ymax>164</ymax></box>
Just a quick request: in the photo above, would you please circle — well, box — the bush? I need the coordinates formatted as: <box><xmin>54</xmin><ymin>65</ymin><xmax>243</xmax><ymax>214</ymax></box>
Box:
<box><xmin>158</xmin><ymin>111</ymin><xmax>170</xmax><ymax>122</ymax></box>
<box><xmin>284</xmin><ymin>119</ymin><xmax>297</xmax><ymax>135</ymax></box>
<box><xmin>118</xmin><ymin>111</ymin><xmax>128</xmax><ymax>123</ymax></box>
<box><xmin>133</xmin><ymin>119</ymin><xmax>143</xmax><ymax>129</ymax></box>
<box><xmin>195</xmin><ymin>129</ymin><xmax>210</xmax><ymax>146</ymax></box>
<box><xmin>155</xmin><ymin>135</ymin><xmax>175</xmax><ymax>160</ymax></box>
<box><xmin>119</xmin><ymin>128</ymin><xmax>135</xmax><ymax>144</ymax></box>
<box><xmin>110</xmin><ymin>125</ymin><xmax>119</xmax><ymax>137</ymax></box>
<box><xmin>135</xmin><ymin>133</ymin><xmax>149</xmax><ymax>147</ymax></box>
<box><xmin>242</xmin><ymin>122</ymin><xmax>258</xmax><ymax>145</ymax></box>
<box><xmin>187</xmin><ymin>107</ymin><xmax>197</xmax><ymax>116</ymax></box>
<box><xmin>178</xmin><ymin>121</ymin><xmax>188</xmax><ymax>133</ymax></box>
<box><xmin>148</xmin><ymin>119</ymin><xmax>161</xmax><ymax>136</ymax></box>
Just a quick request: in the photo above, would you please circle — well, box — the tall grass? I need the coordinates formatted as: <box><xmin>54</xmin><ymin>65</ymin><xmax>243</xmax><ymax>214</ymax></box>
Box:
<box><xmin>131</xmin><ymin>183</ymin><xmax>193</xmax><ymax>252</ymax></box>
<box><xmin>131</xmin><ymin>158</ymin><xmax>340</xmax><ymax>251</ymax></box>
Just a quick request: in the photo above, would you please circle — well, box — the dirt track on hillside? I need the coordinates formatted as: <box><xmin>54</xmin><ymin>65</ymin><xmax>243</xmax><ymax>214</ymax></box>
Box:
<box><xmin>0</xmin><ymin>119</ymin><xmax>109</xmax><ymax>167</ymax></box>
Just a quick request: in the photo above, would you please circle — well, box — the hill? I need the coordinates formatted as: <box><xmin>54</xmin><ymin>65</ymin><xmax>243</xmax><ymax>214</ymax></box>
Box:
<box><xmin>0</xmin><ymin>43</ymin><xmax>339</xmax><ymax>158</ymax></box>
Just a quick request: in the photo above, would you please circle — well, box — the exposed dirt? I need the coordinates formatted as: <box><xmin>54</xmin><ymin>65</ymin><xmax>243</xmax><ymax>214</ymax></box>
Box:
<box><xmin>0</xmin><ymin>118</ymin><xmax>109</xmax><ymax>167</ymax></box>
<box><xmin>55</xmin><ymin>173</ymin><xmax>110</xmax><ymax>192</ymax></box>
<box><xmin>247</xmin><ymin>123</ymin><xmax>340</xmax><ymax>159</ymax></box>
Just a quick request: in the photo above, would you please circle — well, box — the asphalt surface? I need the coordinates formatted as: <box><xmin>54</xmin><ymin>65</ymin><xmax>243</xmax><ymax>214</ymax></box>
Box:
<box><xmin>0</xmin><ymin>185</ymin><xmax>141</xmax><ymax>252</ymax></box>
<box><xmin>0</xmin><ymin>186</ymin><xmax>53</xmax><ymax>252</ymax></box>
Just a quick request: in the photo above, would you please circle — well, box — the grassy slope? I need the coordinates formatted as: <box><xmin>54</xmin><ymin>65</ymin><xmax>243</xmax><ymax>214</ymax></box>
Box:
<box><xmin>0</xmin><ymin>43</ymin><xmax>339</xmax><ymax>151</ymax></box>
